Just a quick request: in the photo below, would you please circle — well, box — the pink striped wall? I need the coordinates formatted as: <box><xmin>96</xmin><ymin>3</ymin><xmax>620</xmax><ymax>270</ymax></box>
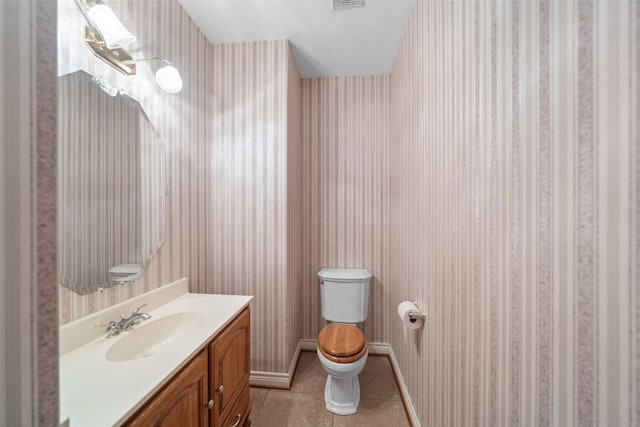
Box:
<box><xmin>389</xmin><ymin>0</ymin><xmax>640</xmax><ymax>425</ymax></box>
<box><xmin>301</xmin><ymin>76</ymin><xmax>390</xmax><ymax>344</ymax></box>
<box><xmin>204</xmin><ymin>39</ymin><xmax>301</xmax><ymax>373</ymax></box>
<box><xmin>287</xmin><ymin>45</ymin><xmax>304</xmax><ymax>365</ymax></box>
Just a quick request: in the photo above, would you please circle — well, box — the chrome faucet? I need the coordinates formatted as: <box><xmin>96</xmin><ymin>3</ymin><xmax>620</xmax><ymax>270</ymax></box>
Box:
<box><xmin>95</xmin><ymin>303</ymin><xmax>151</xmax><ymax>338</ymax></box>
<box><xmin>118</xmin><ymin>304</ymin><xmax>152</xmax><ymax>330</ymax></box>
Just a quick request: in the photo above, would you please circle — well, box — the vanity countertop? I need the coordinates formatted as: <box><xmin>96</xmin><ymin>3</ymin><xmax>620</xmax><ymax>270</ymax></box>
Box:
<box><xmin>59</xmin><ymin>278</ymin><xmax>253</xmax><ymax>427</ymax></box>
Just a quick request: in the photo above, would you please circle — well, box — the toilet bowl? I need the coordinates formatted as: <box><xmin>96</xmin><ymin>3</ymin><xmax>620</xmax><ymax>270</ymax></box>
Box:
<box><xmin>316</xmin><ymin>268</ymin><xmax>371</xmax><ymax>415</ymax></box>
<box><xmin>317</xmin><ymin>322</ymin><xmax>368</xmax><ymax>415</ymax></box>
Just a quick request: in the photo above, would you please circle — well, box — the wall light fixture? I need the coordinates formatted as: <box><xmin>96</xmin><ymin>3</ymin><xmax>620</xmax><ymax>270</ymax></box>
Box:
<box><xmin>76</xmin><ymin>0</ymin><xmax>183</xmax><ymax>94</ymax></box>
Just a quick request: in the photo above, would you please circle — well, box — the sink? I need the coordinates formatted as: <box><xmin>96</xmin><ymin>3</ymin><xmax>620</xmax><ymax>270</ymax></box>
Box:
<box><xmin>105</xmin><ymin>312</ymin><xmax>206</xmax><ymax>362</ymax></box>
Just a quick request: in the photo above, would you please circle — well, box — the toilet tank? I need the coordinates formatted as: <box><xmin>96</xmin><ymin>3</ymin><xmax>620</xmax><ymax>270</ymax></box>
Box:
<box><xmin>318</xmin><ymin>268</ymin><xmax>372</xmax><ymax>323</ymax></box>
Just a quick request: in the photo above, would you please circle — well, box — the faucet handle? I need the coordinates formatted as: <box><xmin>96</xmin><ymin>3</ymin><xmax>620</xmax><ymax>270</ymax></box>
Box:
<box><xmin>120</xmin><ymin>303</ymin><xmax>149</xmax><ymax>320</ymax></box>
<box><xmin>94</xmin><ymin>320</ymin><xmax>115</xmax><ymax>328</ymax></box>
<box><xmin>134</xmin><ymin>303</ymin><xmax>148</xmax><ymax>314</ymax></box>
<box><xmin>130</xmin><ymin>303</ymin><xmax>148</xmax><ymax>317</ymax></box>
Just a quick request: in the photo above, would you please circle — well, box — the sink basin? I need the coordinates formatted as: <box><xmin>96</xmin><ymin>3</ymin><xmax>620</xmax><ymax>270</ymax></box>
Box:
<box><xmin>105</xmin><ymin>312</ymin><xmax>206</xmax><ymax>362</ymax></box>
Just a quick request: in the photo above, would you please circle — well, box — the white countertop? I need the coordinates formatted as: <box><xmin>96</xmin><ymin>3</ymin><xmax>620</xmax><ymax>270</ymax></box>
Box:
<box><xmin>59</xmin><ymin>278</ymin><xmax>253</xmax><ymax>427</ymax></box>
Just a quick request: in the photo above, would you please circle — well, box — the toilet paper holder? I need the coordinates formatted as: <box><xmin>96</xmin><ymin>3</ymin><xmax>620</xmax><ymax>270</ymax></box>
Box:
<box><xmin>408</xmin><ymin>311</ymin><xmax>426</xmax><ymax>323</ymax></box>
<box><xmin>405</xmin><ymin>301</ymin><xmax>426</xmax><ymax>323</ymax></box>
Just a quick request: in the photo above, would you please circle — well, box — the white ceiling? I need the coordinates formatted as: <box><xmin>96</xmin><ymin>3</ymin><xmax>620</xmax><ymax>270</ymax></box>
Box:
<box><xmin>177</xmin><ymin>0</ymin><xmax>416</xmax><ymax>78</ymax></box>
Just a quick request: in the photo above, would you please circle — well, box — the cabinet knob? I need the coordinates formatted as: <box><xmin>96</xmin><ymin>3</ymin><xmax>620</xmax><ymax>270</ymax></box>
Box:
<box><xmin>218</xmin><ymin>385</ymin><xmax>224</xmax><ymax>395</ymax></box>
<box><xmin>206</xmin><ymin>399</ymin><xmax>214</xmax><ymax>410</ymax></box>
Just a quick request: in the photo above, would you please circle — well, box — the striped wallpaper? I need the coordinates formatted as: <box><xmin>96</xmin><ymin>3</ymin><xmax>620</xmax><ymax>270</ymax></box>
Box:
<box><xmin>204</xmin><ymin>39</ymin><xmax>302</xmax><ymax>373</ymax></box>
<box><xmin>287</xmin><ymin>45</ymin><xmax>304</xmax><ymax>368</ymax></box>
<box><xmin>388</xmin><ymin>0</ymin><xmax>639</xmax><ymax>425</ymax></box>
<box><xmin>54</xmin><ymin>1</ymin><xmax>640</xmax><ymax>425</ymax></box>
<box><xmin>301</xmin><ymin>76</ymin><xmax>390</xmax><ymax>344</ymax></box>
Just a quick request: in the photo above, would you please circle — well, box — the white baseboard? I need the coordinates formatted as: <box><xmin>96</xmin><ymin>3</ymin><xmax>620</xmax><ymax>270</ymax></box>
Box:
<box><xmin>299</xmin><ymin>338</ymin><xmax>317</xmax><ymax>351</ymax></box>
<box><xmin>387</xmin><ymin>345</ymin><xmax>420</xmax><ymax>427</ymax></box>
<box><xmin>249</xmin><ymin>371</ymin><xmax>291</xmax><ymax>389</ymax></box>
<box><xmin>250</xmin><ymin>339</ymin><xmax>420</xmax><ymax>427</ymax></box>
<box><xmin>250</xmin><ymin>341</ymin><xmax>302</xmax><ymax>389</ymax></box>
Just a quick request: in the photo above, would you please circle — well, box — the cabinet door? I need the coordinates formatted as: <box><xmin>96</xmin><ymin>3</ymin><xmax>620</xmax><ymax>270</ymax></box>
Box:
<box><xmin>125</xmin><ymin>350</ymin><xmax>209</xmax><ymax>427</ymax></box>
<box><xmin>210</xmin><ymin>308</ymin><xmax>250</xmax><ymax>427</ymax></box>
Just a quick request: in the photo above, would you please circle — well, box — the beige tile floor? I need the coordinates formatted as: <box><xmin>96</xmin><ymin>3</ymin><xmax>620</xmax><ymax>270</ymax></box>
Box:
<box><xmin>249</xmin><ymin>351</ymin><xmax>410</xmax><ymax>427</ymax></box>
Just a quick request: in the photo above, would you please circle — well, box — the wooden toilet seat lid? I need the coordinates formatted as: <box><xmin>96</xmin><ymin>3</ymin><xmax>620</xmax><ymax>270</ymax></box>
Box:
<box><xmin>318</xmin><ymin>324</ymin><xmax>367</xmax><ymax>363</ymax></box>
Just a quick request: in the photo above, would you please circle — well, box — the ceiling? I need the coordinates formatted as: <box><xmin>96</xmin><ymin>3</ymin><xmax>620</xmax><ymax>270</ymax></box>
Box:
<box><xmin>177</xmin><ymin>0</ymin><xmax>416</xmax><ymax>78</ymax></box>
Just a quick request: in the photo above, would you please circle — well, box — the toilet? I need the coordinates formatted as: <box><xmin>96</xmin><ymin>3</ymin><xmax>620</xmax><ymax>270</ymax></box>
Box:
<box><xmin>316</xmin><ymin>268</ymin><xmax>372</xmax><ymax>415</ymax></box>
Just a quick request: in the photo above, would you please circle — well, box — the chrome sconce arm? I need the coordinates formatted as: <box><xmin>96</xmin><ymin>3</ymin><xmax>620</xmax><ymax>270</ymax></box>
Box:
<box><xmin>122</xmin><ymin>58</ymin><xmax>183</xmax><ymax>94</ymax></box>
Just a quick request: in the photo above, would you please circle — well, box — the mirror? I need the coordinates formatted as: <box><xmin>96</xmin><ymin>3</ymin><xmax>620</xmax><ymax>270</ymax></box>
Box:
<box><xmin>58</xmin><ymin>70</ymin><xmax>166</xmax><ymax>295</ymax></box>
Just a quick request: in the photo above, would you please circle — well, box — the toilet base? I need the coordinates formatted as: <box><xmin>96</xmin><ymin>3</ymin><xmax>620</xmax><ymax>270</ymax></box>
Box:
<box><xmin>323</xmin><ymin>374</ymin><xmax>361</xmax><ymax>415</ymax></box>
<box><xmin>317</xmin><ymin>348</ymin><xmax>367</xmax><ymax>415</ymax></box>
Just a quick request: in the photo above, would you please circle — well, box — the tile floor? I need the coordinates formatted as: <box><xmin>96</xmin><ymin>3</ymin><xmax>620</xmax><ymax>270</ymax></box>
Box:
<box><xmin>249</xmin><ymin>351</ymin><xmax>410</xmax><ymax>427</ymax></box>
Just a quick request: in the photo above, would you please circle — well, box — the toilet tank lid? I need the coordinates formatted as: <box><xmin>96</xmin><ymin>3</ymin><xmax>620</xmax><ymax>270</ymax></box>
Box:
<box><xmin>317</xmin><ymin>268</ymin><xmax>372</xmax><ymax>281</ymax></box>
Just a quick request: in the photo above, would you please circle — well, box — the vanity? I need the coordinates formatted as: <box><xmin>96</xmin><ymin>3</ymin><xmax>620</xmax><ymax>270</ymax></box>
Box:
<box><xmin>59</xmin><ymin>278</ymin><xmax>253</xmax><ymax>427</ymax></box>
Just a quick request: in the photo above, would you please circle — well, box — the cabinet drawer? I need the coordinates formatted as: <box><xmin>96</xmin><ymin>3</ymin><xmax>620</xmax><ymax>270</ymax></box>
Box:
<box><xmin>220</xmin><ymin>385</ymin><xmax>250</xmax><ymax>427</ymax></box>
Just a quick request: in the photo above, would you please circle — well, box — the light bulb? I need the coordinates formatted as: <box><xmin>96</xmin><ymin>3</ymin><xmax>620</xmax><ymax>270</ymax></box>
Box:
<box><xmin>87</xmin><ymin>4</ymin><xmax>136</xmax><ymax>49</ymax></box>
<box><xmin>155</xmin><ymin>65</ymin><xmax>183</xmax><ymax>93</ymax></box>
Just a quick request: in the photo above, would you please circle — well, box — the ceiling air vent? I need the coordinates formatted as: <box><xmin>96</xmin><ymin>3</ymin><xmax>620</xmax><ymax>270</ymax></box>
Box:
<box><xmin>332</xmin><ymin>0</ymin><xmax>365</xmax><ymax>11</ymax></box>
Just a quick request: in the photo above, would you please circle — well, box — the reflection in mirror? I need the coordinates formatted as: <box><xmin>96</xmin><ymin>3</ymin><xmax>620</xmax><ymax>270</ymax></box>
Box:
<box><xmin>58</xmin><ymin>70</ymin><xmax>165</xmax><ymax>295</ymax></box>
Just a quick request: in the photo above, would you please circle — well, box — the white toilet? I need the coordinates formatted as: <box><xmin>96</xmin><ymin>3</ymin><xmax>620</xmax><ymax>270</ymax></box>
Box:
<box><xmin>316</xmin><ymin>268</ymin><xmax>372</xmax><ymax>415</ymax></box>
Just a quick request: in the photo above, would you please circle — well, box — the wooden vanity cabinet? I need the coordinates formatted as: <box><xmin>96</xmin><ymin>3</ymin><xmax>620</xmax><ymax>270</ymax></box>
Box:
<box><xmin>124</xmin><ymin>307</ymin><xmax>251</xmax><ymax>427</ymax></box>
